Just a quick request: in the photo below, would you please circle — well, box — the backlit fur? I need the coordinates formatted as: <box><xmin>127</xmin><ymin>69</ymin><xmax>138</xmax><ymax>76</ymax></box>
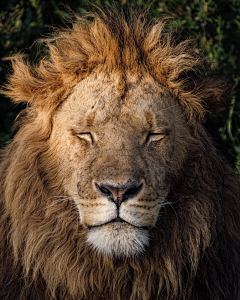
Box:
<box><xmin>0</xmin><ymin>5</ymin><xmax>240</xmax><ymax>300</ymax></box>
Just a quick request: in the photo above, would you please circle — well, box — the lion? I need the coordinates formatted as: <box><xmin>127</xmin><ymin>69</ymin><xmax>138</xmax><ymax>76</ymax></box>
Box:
<box><xmin>0</xmin><ymin>5</ymin><xmax>240</xmax><ymax>300</ymax></box>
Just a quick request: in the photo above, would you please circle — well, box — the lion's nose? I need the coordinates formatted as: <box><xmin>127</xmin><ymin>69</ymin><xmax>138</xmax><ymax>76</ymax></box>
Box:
<box><xmin>95</xmin><ymin>182</ymin><xmax>143</xmax><ymax>207</ymax></box>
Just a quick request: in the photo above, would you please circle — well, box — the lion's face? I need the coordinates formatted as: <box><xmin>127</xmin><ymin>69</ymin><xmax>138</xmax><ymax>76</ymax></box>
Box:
<box><xmin>50</xmin><ymin>72</ymin><xmax>190</xmax><ymax>257</ymax></box>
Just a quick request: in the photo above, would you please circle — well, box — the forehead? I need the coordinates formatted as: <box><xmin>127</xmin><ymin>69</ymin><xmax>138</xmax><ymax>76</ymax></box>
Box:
<box><xmin>57</xmin><ymin>72</ymin><xmax>177</xmax><ymax>128</ymax></box>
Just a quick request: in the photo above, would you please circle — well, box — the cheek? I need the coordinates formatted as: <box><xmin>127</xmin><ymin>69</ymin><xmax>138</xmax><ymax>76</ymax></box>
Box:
<box><xmin>142</xmin><ymin>142</ymin><xmax>172</xmax><ymax>184</ymax></box>
<box><xmin>52</xmin><ymin>137</ymin><xmax>93</xmax><ymax>195</ymax></box>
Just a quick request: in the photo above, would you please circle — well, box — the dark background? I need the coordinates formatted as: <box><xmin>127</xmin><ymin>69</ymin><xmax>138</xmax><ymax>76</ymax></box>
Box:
<box><xmin>1</xmin><ymin>0</ymin><xmax>240</xmax><ymax>171</ymax></box>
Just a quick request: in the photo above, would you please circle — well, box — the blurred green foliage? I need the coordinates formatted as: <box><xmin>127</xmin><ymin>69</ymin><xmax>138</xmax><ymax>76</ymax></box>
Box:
<box><xmin>0</xmin><ymin>0</ymin><xmax>240</xmax><ymax>170</ymax></box>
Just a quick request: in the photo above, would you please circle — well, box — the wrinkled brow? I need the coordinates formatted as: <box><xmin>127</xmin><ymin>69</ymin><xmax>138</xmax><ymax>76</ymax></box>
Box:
<box><xmin>86</xmin><ymin>111</ymin><xmax>96</xmax><ymax>127</ymax></box>
<box><xmin>144</xmin><ymin>111</ymin><xmax>154</xmax><ymax>130</ymax></box>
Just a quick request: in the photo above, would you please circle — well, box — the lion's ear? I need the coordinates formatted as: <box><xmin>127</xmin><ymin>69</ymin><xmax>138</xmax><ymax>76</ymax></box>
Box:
<box><xmin>191</xmin><ymin>76</ymin><xmax>233</xmax><ymax>111</ymax></box>
<box><xmin>170</xmin><ymin>75</ymin><xmax>233</xmax><ymax>122</ymax></box>
<box><xmin>1</xmin><ymin>55</ymin><xmax>73</xmax><ymax>111</ymax></box>
<box><xmin>198</xmin><ymin>77</ymin><xmax>233</xmax><ymax>110</ymax></box>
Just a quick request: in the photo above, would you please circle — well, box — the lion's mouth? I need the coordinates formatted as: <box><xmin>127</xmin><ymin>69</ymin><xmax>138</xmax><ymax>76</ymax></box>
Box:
<box><xmin>86</xmin><ymin>217</ymin><xmax>150</xmax><ymax>231</ymax></box>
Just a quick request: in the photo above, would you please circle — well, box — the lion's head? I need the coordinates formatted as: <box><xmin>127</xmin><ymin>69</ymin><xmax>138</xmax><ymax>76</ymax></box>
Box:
<box><xmin>1</xmin><ymin>6</ymin><xmax>240</xmax><ymax>300</ymax></box>
<box><xmin>50</xmin><ymin>72</ymin><xmax>189</xmax><ymax>257</ymax></box>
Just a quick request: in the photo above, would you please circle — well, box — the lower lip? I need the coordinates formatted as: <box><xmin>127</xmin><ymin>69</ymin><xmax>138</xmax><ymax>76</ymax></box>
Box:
<box><xmin>87</xmin><ymin>220</ymin><xmax>149</xmax><ymax>231</ymax></box>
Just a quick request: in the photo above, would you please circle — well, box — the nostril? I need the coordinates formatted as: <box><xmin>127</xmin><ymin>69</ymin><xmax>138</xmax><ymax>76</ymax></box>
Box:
<box><xmin>95</xmin><ymin>183</ymin><xmax>112</xmax><ymax>196</ymax></box>
<box><xmin>124</xmin><ymin>187</ymin><xmax>136</xmax><ymax>196</ymax></box>
<box><xmin>100</xmin><ymin>186</ymin><xmax>111</xmax><ymax>195</ymax></box>
<box><xmin>124</xmin><ymin>183</ymin><xmax>143</xmax><ymax>198</ymax></box>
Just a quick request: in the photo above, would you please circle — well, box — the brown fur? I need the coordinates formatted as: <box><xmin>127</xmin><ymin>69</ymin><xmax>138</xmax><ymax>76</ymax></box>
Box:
<box><xmin>0</xmin><ymin>5</ymin><xmax>240</xmax><ymax>300</ymax></box>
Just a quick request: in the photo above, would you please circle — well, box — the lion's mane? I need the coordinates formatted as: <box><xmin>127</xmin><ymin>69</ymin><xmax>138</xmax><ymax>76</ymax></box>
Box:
<box><xmin>0</xmin><ymin>5</ymin><xmax>240</xmax><ymax>300</ymax></box>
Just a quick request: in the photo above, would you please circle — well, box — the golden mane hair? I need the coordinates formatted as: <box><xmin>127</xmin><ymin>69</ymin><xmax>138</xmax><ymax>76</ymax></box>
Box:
<box><xmin>2</xmin><ymin>6</ymin><xmax>231</xmax><ymax>120</ymax></box>
<box><xmin>0</xmin><ymin>5</ymin><xmax>240</xmax><ymax>300</ymax></box>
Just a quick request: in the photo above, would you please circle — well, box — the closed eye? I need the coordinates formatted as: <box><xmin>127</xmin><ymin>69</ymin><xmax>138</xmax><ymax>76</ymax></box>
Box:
<box><xmin>145</xmin><ymin>131</ymin><xmax>169</xmax><ymax>144</ymax></box>
<box><xmin>72</xmin><ymin>131</ymin><xmax>94</xmax><ymax>144</ymax></box>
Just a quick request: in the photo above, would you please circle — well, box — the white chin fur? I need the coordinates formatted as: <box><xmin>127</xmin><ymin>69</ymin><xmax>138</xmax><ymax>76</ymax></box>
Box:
<box><xmin>87</xmin><ymin>222</ymin><xmax>149</xmax><ymax>258</ymax></box>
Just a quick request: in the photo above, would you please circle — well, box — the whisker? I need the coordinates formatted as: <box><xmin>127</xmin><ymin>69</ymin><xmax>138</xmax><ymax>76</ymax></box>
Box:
<box><xmin>45</xmin><ymin>194</ymin><xmax>80</xmax><ymax>210</ymax></box>
<box><xmin>159</xmin><ymin>200</ymin><xmax>178</xmax><ymax>220</ymax></box>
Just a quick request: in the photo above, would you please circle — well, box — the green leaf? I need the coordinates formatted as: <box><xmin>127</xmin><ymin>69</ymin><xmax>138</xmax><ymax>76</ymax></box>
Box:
<box><xmin>175</xmin><ymin>19</ymin><xmax>182</xmax><ymax>28</ymax></box>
